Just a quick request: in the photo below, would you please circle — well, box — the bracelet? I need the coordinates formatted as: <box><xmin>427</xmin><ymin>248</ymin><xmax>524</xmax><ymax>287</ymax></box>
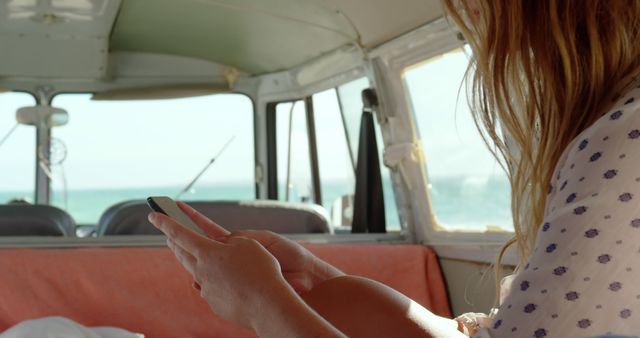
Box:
<box><xmin>455</xmin><ymin>315</ymin><xmax>481</xmax><ymax>336</ymax></box>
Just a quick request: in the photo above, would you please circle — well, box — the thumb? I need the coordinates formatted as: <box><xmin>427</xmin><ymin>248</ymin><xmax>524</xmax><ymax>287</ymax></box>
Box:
<box><xmin>214</xmin><ymin>234</ymin><xmax>231</xmax><ymax>243</ymax></box>
<box><xmin>225</xmin><ymin>236</ymin><xmax>255</xmax><ymax>246</ymax></box>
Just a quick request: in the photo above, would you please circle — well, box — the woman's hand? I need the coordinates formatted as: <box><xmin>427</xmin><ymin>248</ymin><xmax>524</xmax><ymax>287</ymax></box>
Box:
<box><xmin>148</xmin><ymin>211</ymin><xmax>289</xmax><ymax>329</ymax></box>
<box><xmin>224</xmin><ymin>230</ymin><xmax>344</xmax><ymax>294</ymax></box>
<box><xmin>175</xmin><ymin>202</ymin><xmax>344</xmax><ymax>294</ymax></box>
<box><xmin>148</xmin><ymin>208</ymin><xmax>347</xmax><ymax>338</ymax></box>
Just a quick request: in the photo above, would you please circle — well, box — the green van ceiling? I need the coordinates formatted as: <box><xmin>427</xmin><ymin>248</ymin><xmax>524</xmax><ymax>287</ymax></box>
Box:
<box><xmin>109</xmin><ymin>0</ymin><xmax>443</xmax><ymax>75</ymax></box>
<box><xmin>110</xmin><ymin>0</ymin><xmax>358</xmax><ymax>75</ymax></box>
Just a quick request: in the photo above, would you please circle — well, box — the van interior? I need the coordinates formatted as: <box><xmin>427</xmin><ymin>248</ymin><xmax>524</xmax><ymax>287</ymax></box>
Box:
<box><xmin>0</xmin><ymin>0</ymin><xmax>516</xmax><ymax>336</ymax></box>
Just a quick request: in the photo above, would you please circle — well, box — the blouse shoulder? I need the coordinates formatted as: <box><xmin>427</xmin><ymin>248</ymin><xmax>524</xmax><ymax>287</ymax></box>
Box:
<box><xmin>546</xmin><ymin>86</ymin><xmax>640</xmax><ymax>212</ymax></box>
<box><xmin>479</xmin><ymin>86</ymin><xmax>640</xmax><ymax>338</ymax></box>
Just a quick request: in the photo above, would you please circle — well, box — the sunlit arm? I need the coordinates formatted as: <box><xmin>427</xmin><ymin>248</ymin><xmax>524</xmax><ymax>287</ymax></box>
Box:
<box><xmin>302</xmin><ymin>276</ymin><xmax>468</xmax><ymax>338</ymax></box>
<box><xmin>251</xmin><ymin>284</ymin><xmax>347</xmax><ymax>338</ymax></box>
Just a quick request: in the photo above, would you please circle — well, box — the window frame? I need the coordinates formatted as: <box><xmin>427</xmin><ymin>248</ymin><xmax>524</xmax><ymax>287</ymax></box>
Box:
<box><xmin>265</xmin><ymin>97</ymin><xmax>323</xmax><ymax>205</ymax></box>
<box><xmin>0</xmin><ymin>53</ymin><xmax>416</xmax><ymax>246</ymax></box>
<box><xmin>0</xmin><ymin>91</ymin><xmax>39</xmax><ymax>204</ymax></box>
<box><xmin>265</xmin><ymin>83</ymin><xmax>404</xmax><ymax>233</ymax></box>
<box><xmin>369</xmin><ymin>18</ymin><xmax>514</xmax><ymax>247</ymax></box>
<box><xmin>45</xmin><ymin>91</ymin><xmax>259</xmax><ymax>224</ymax></box>
<box><xmin>402</xmin><ymin>48</ymin><xmax>513</xmax><ymax>233</ymax></box>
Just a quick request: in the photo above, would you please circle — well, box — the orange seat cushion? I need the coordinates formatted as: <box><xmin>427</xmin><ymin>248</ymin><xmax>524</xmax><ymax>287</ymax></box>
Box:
<box><xmin>0</xmin><ymin>244</ymin><xmax>451</xmax><ymax>337</ymax></box>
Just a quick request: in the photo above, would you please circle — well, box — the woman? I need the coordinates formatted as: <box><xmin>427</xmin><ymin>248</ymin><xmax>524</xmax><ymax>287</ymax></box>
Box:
<box><xmin>149</xmin><ymin>1</ymin><xmax>640</xmax><ymax>337</ymax></box>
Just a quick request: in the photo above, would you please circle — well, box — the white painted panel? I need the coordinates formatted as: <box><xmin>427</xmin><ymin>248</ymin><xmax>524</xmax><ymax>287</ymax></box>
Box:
<box><xmin>0</xmin><ymin>0</ymin><xmax>120</xmax><ymax>36</ymax></box>
<box><xmin>440</xmin><ymin>258</ymin><xmax>515</xmax><ymax>316</ymax></box>
<box><xmin>0</xmin><ymin>0</ymin><xmax>120</xmax><ymax>79</ymax></box>
<box><xmin>0</xmin><ymin>33</ymin><xmax>107</xmax><ymax>78</ymax></box>
<box><xmin>327</xmin><ymin>0</ymin><xmax>444</xmax><ymax>48</ymax></box>
<box><xmin>110</xmin><ymin>52</ymin><xmax>231</xmax><ymax>78</ymax></box>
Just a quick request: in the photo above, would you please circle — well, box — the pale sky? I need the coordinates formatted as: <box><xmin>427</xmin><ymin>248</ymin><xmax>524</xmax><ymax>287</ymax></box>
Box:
<box><xmin>405</xmin><ymin>48</ymin><xmax>505</xmax><ymax>180</ymax></box>
<box><xmin>0</xmin><ymin>49</ymin><xmax>505</xmax><ymax>195</ymax></box>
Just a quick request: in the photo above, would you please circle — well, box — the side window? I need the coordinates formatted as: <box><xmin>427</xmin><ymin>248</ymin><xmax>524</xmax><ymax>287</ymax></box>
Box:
<box><xmin>336</xmin><ymin>79</ymin><xmax>401</xmax><ymax>231</ymax></box>
<box><xmin>403</xmin><ymin>48</ymin><xmax>513</xmax><ymax>231</ymax></box>
<box><xmin>50</xmin><ymin>93</ymin><xmax>255</xmax><ymax>225</ymax></box>
<box><xmin>275</xmin><ymin>93</ymin><xmax>355</xmax><ymax>213</ymax></box>
<box><xmin>313</xmin><ymin>89</ymin><xmax>356</xmax><ymax>226</ymax></box>
<box><xmin>273</xmin><ymin>78</ymin><xmax>400</xmax><ymax>231</ymax></box>
<box><xmin>275</xmin><ymin>101</ymin><xmax>314</xmax><ymax>202</ymax></box>
<box><xmin>336</xmin><ymin>79</ymin><xmax>365</xmax><ymax>159</ymax></box>
<box><xmin>0</xmin><ymin>92</ymin><xmax>37</xmax><ymax>204</ymax></box>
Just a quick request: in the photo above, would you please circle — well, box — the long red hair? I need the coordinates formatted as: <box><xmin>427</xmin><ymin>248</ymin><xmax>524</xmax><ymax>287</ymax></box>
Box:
<box><xmin>442</xmin><ymin>0</ymin><xmax>640</xmax><ymax>297</ymax></box>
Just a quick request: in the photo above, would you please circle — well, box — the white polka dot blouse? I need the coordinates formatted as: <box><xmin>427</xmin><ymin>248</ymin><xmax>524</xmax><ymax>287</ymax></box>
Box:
<box><xmin>471</xmin><ymin>85</ymin><xmax>640</xmax><ymax>338</ymax></box>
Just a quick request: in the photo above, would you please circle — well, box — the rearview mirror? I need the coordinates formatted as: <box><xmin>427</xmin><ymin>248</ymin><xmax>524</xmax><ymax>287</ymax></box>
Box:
<box><xmin>16</xmin><ymin>106</ymin><xmax>68</xmax><ymax>128</ymax></box>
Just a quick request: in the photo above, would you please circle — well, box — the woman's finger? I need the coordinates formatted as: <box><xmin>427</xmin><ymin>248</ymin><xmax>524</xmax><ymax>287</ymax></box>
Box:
<box><xmin>149</xmin><ymin>212</ymin><xmax>215</xmax><ymax>257</ymax></box>
<box><xmin>167</xmin><ymin>239</ymin><xmax>197</xmax><ymax>276</ymax></box>
<box><xmin>176</xmin><ymin>201</ymin><xmax>230</xmax><ymax>238</ymax></box>
<box><xmin>229</xmin><ymin>230</ymin><xmax>278</xmax><ymax>247</ymax></box>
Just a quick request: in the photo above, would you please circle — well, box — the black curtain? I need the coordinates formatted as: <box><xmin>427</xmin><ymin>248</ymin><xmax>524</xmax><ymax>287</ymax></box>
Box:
<box><xmin>351</xmin><ymin>89</ymin><xmax>386</xmax><ymax>233</ymax></box>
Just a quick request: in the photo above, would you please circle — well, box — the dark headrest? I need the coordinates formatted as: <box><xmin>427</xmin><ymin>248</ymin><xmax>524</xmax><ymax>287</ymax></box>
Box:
<box><xmin>97</xmin><ymin>200</ymin><xmax>331</xmax><ymax>236</ymax></box>
<box><xmin>0</xmin><ymin>205</ymin><xmax>76</xmax><ymax>236</ymax></box>
<box><xmin>97</xmin><ymin>200</ymin><xmax>161</xmax><ymax>236</ymax></box>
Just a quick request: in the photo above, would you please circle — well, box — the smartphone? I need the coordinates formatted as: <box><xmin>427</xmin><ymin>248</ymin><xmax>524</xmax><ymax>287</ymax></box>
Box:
<box><xmin>147</xmin><ymin>196</ymin><xmax>205</xmax><ymax>235</ymax></box>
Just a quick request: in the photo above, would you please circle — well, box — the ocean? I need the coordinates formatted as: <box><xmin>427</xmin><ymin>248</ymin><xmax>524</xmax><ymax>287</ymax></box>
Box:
<box><xmin>0</xmin><ymin>177</ymin><xmax>512</xmax><ymax>231</ymax></box>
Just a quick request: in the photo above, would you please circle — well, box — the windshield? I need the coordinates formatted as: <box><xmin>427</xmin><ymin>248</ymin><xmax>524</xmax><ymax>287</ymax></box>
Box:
<box><xmin>50</xmin><ymin>93</ymin><xmax>255</xmax><ymax>225</ymax></box>
<box><xmin>0</xmin><ymin>92</ymin><xmax>37</xmax><ymax>204</ymax></box>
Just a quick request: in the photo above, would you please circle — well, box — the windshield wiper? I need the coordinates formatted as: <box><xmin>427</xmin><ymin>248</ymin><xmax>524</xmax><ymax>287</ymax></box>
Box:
<box><xmin>175</xmin><ymin>135</ymin><xmax>235</xmax><ymax>200</ymax></box>
<box><xmin>0</xmin><ymin>123</ymin><xmax>19</xmax><ymax>149</ymax></box>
